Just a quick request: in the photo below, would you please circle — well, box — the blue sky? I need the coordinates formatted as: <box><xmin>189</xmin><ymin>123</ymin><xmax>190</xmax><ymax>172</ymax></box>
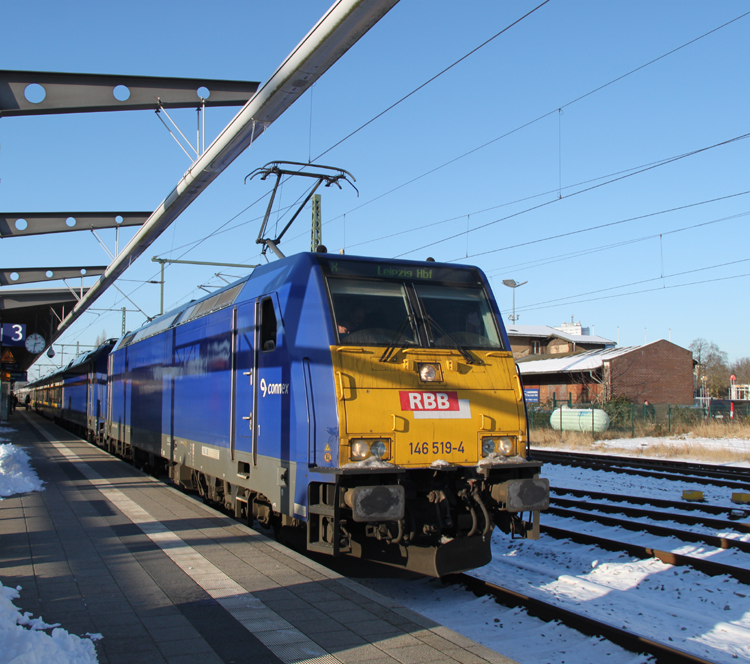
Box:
<box><xmin>3</xmin><ymin>1</ymin><xmax>749</xmax><ymax>378</ymax></box>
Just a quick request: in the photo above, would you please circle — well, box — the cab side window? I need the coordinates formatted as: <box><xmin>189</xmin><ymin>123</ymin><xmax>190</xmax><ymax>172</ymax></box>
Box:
<box><xmin>260</xmin><ymin>298</ymin><xmax>277</xmax><ymax>352</ymax></box>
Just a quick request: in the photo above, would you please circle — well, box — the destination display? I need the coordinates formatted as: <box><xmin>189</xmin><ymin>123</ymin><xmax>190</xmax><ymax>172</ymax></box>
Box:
<box><xmin>318</xmin><ymin>257</ymin><xmax>479</xmax><ymax>285</ymax></box>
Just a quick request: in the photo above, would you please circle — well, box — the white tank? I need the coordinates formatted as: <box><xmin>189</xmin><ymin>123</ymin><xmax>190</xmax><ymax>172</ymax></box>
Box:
<box><xmin>550</xmin><ymin>408</ymin><xmax>610</xmax><ymax>433</ymax></box>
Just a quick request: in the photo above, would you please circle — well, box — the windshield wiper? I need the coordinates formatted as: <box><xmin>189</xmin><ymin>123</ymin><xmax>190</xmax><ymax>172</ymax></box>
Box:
<box><xmin>379</xmin><ymin>314</ymin><xmax>416</xmax><ymax>363</ymax></box>
<box><xmin>424</xmin><ymin>314</ymin><xmax>474</xmax><ymax>364</ymax></box>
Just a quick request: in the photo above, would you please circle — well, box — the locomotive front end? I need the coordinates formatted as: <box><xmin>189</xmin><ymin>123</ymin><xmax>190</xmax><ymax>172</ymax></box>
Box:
<box><xmin>311</xmin><ymin>255</ymin><xmax>548</xmax><ymax>577</ymax></box>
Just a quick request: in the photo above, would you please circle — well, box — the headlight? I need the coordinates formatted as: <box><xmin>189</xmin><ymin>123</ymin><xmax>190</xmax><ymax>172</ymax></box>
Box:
<box><xmin>498</xmin><ymin>436</ymin><xmax>515</xmax><ymax>455</ymax></box>
<box><xmin>351</xmin><ymin>439</ymin><xmax>370</xmax><ymax>461</ymax></box>
<box><xmin>418</xmin><ymin>362</ymin><xmax>442</xmax><ymax>382</ymax></box>
<box><xmin>350</xmin><ymin>438</ymin><xmax>390</xmax><ymax>462</ymax></box>
<box><xmin>482</xmin><ymin>436</ymin><xmax>516</xmax><ymax>457</ymax></box>
<box><xmin>370</xmin><ymin>440</ymin><xmax>387</xmax><ymax>459</ymax></box>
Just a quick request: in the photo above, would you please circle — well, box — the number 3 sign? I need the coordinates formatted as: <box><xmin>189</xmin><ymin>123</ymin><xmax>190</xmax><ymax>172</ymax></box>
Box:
<box><xmin>1</xmin><ymin>324</ymin><xmax>26</xmax><ymax>346</ymax></box>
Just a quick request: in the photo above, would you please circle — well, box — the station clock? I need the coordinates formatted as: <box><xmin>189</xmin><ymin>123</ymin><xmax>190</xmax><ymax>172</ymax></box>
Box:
<box><xmin>25</xmin><ymin>333</ymin><xmax>46</xmax><ymax>354</ymax></box>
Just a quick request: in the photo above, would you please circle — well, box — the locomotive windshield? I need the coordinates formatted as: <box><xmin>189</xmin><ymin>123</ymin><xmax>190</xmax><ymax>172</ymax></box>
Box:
<box><xmin>323</xmin><ymin>259</ymin><xmax>504</xmax><ymax>350</ymax></box>
<box><xmin>329</xmin><ymin>279</ymin><xmax>418</xmax><ymax>345</ymax></box>
<box><xmin>415</xmin><ymin>283</ymin><xmax>502</xmax><ymax>349</ymax></box>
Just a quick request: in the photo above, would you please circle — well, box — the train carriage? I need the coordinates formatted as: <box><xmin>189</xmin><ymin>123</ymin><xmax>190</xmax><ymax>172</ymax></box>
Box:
<box><xmin>29</xmin><ymin>341</ymin><xmax>115</xmax><ymax>439</ymax></box>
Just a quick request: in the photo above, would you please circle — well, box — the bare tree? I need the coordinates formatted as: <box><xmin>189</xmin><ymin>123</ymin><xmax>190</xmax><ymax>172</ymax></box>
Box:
<box><xmin>94</xmin><ymin>330</ymin><xmax>108</xmax><ymax>347</ymax></box>
<box><xmin>729</xmin><ymin>357</ymin><xmax>750</xmax><ymax>385</ymax></box>
<box><xmin>569</xmin><ymin>369</ymin><xmax>603</xmax><ymax>404</ymax></box>
<box><xmin>690</xmin><ymin>338</ymin><xmax>729</xmax><ymax>397</ymax></box>
<box><xmin>572</xmin><ymin>356</ymin><xmax>639</xmax><ymax>404</ymax></box>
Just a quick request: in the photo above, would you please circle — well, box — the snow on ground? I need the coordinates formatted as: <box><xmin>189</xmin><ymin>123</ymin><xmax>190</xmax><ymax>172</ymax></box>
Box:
<box><xmin>0</xmin><ymin>582</ymin><xmax>100</xmax><ymax>664</ymax></box>
<box><xmin>361</xmin><ymin>437</ymin><xmax>750</xmax><ymax>664</ymax></box>
<box><xmin>544</xmin><ymin>460</ymin><xmax>746</xmax><ymax>508</ymax></box>
<box><xmin>0</xmin><ymin>438</ymin><xmax>45</xmax><ymax>498</ymax></box>
<box><xmin>358</xmin><ymin>574</ymin><xmax>652</xmax><ymax>664</ymax></box>
<box><xmin>0</xmin><ymin>429</ymin><xmax>100</xmax><ymax>664</ymax></box>
<box><xmin>547</xmin><ymin>501</ymin><xmax>750</xmax><ymax>568</ymax></box>
<box><xmin>477</xmin><ymin>519</ymin><xmax>750</xmax><ymax>663</ymax></box>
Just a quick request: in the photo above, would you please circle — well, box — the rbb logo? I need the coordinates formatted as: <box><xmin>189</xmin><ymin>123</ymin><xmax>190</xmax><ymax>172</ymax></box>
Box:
<box><xmin>399</xmin><ymin>391</ymin><xmax>459</xmax><ymax>412</ymax></box>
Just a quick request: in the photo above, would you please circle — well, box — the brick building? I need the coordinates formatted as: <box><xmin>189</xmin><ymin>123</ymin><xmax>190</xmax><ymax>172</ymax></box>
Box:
<box><xmin>517</xmin><ymin>339</ymin><xmax>694</xmax><ymax>406</ymax></box>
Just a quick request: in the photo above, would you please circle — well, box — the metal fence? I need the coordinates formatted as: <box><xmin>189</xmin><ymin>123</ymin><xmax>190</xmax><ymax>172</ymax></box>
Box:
<box><xmin>527</xmin><ymin>395</ymin><xmax>750</xmax><ymax>438</ymax></box>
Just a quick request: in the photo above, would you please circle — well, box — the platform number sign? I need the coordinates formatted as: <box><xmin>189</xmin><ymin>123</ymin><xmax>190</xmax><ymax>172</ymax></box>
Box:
<box><xmin>1</xmin><ymin>324</ymin><xmax>26</xmax><ymax>347</ymax></box>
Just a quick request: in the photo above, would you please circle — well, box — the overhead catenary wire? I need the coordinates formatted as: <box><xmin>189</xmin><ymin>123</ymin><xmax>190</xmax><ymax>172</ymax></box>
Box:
<box><xmin>517</xmin><ymin>255</ymin><xmax>750</xmax><ymax>311</ymax></box>
<box><xmin>56</xmin><ymin>7</ymin><xmax>750</xmax><ymax>349</ymax></box>
<box><xmin>511</xmin><ymin>270</ymin><xmax>750</xmax><ymax>315</ymax></box>
<box><xmin>314</xmin><ymin>8</ymin><xmax>750</xmax><ymax>229</ymax></box>
<box><xmin>334</xmin><ymin>150</ymin><xmax>750</xmax><ymax>253</ymax></box>
<box><xmin>137</xmin><ymin>4</ymin><xmax>750</xmax><ymax>270</ymax></box>
<box><xmin>485</xmin><ymin>209</ymin><xmax>750</xmax><ymax>276</ymax></box>
<box><xmin>394</xmin><ymin>132</ymin><xmax>750</xmax><ymax>259</ymax></box>
<box><xmin>312</xmin><ymin>0</ymin><xmax>552</xmax><ymax>162</ymax></box>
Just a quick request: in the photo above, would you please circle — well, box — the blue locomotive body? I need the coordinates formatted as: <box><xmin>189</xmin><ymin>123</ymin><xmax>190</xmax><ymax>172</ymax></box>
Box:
<box><xmin>29</xmin><ymin>252</ymin><xmax>549</xmax><ymax>576</ymax></box>
<box><xmin>106</xmin><ymin>253</ymin><xmax>341</xmax><ymax>521</ymax></box>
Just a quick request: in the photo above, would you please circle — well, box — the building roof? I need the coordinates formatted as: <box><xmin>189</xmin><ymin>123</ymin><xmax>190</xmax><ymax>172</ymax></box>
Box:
<box><xmin>506</xmin><ymin>324</ymin><xmax>615</xmax><ymax>346</ymax></box>
<box><xmin>517</xmin><ymin>344</ymin><xmax>649</xmax><ymax>376</ymax></box>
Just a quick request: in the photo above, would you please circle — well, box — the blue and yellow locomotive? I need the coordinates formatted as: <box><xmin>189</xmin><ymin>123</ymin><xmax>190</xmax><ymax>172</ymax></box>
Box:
<box><xmin>30</xmin><ymin>252</ymin><xmax>548</xmax><ymax>576</ymax></box>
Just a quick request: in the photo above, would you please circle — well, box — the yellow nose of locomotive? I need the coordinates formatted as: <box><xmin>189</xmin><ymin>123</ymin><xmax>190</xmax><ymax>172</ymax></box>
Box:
<box><xmin>332</xmin><ymin>346</ymin><xmax>526</xmax><ymax>467</ymax></box>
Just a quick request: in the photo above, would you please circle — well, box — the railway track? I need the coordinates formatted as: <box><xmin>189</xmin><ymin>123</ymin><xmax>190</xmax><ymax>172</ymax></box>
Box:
<box><xmin>542</xmin><ymin>485</ymin><xmax>750</xmax><ymax>583</ymax></box>
<box><xmin>548</xmin><ymin>503</ymin><xmax>750</xmax><ymax>551</ymax></box>
<box><xmin>541</xmin><ymin>523</ymin><xmax>750</xmax><ymax>584</ymax></box>
<box><xmin>552</xmin><ymin>486</ymin><xmax>750</xmax><ymax>522</ymax></box>
<box><xmin>552</xmin><ymin>487</ymin><xmax>750</xmax><ymax>533</ymax></box>
<box><xmin>532</xmin><ymin>449</ymin><xmax>750</xmax><ymax>490</ymax></box>
<box><xmin>448</xmin><ymin>573</ymin><xmax>716</xmax><ymax>664</ymax></box>
<box><xmin>441</xmin><ymin>457</ymin><xmax>750</xmax><ymax>663</ymax></box>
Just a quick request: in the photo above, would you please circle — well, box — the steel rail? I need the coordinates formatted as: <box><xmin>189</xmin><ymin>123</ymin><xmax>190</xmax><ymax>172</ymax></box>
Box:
<box><xmin>552</xmin><ymin>486</ymin><xmax>749</xmax><ymax>520</ymax></box>
<box><xmin>533</xmin><ymin>449</ymin><xmax>750</xmax><ymax>479</ymax></box>
<box><xmin>533</xmin><ymin>450</ymin><xmax>750</xmax><ymax>490</ymax></box>
<box><xmin>542</xmin><ymin>524</ymin><xmax>750</xmax><ymax>584</ymax></box>
<box><xmin>548</xmin><ymin>504</ymin><xmax>750</xmax><ymax>555</ymax></box>
<box><xmin>551</xmin><ymin>491</ymin><xmax>750</xmax><ymax>535</ymax></box>
<box><xmin>449</xmin><ymin>573</ymin><xmax>715</xmax><ymax>664</ymax></box>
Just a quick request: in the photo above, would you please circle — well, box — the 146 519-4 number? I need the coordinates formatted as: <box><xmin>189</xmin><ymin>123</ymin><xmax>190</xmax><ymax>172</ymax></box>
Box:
<box><xmin>408</xmin><ymin>441</ymin><xmax>464</xmax><ymax>455</ymax></box>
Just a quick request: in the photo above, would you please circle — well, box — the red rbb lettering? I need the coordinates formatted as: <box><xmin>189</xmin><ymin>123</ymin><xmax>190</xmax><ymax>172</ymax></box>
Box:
<box><xmin>399</xmin><ymin>391</ymin><xmax>459</xmax><ymax>411</ymax></box>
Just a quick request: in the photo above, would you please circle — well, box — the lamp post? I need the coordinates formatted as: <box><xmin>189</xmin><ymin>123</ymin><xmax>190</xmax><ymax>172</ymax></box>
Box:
<box><xmin>502</xmin><ymin>279</ymin><xmax>527</xmax><ymax>323</ymax></box>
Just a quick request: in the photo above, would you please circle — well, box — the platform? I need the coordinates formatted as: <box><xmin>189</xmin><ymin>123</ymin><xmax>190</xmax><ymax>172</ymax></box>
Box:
<box><xmin>1</xmin><ymin>411</ymin><xmax>517</xmax><ymax>664</ymax></box>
